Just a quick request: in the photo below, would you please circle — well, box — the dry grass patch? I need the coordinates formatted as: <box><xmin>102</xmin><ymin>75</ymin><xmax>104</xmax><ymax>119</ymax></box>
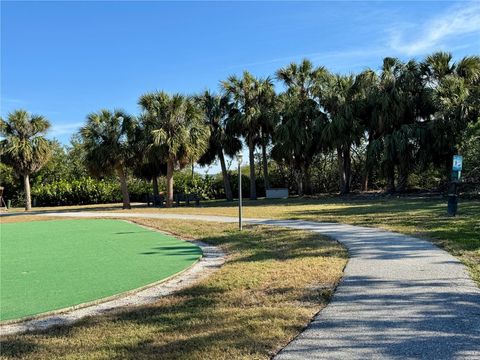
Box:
<box><xmin>0</xmin><ymin>215</ymin><xmax>68</xmax><ymax>224</ymax></box>
<box><xmin>0</xmin><ymin>219</ymin><xmax>347</xmax><ymax>360</ymax></box>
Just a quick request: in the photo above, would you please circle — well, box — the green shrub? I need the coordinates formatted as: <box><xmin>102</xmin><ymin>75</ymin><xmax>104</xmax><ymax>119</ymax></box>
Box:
<box><xmin>172</xmin><ymin>172</ymin><xmax>218</xmax><ymax>200</ymax></box>
<box><xmin>31</xmin><ymin>177</ymin><xmax>150</xmax><ymax>206</ymax></box>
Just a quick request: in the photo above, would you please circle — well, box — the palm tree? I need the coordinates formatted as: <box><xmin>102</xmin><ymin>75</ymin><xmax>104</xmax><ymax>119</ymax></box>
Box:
<box><xmin>139</xmin><ymin>91</ymin><xmax>210</xmax><ymax>207</ymax></box>
<box><xmin>422</xmin><ymin>52</ymin><xmax>480</xmax><ymax>180</ymax></box>
<box><xmin>394</xmin><ymin>59</ymin><xmax>434</xmax><ymax>192</ymax></box>
<box><xmin>320</xmin><ymin>74</ymin><xmax>366</xmax><ymax>194</ymax></box>
<box><xmin>274</xmin><ymin>59</ymin><xmax>327</xmax><ymax>195</ymax></box>
<box><xmin>222</xmin><ymin>71</ymin><xmax>263</xmax><ymax>200</ymax></box>
<box><xmin>364</xmin><ymin>57</ymin><xmax>435</xmax><ymax>193</ymax></box>
<box><xmin>256</xmin><ymin>78</ymin><xmax>277</xmax><ymax>191</ymax></box>
<box><xmin>353</xmin><ymin>69</ymin><xmax>379</xmax><ymax>191</ymax></box>
<box><xmin>80</xmin><ymin>109</ymin><xmax>137</xmax><ymax>209</ymax></box>
<box><xmin>0</xmin><ymin>110</ymin><xmax>52</xmax><ymax>210</ymax></box>
<box><xmin>368</xmin><ymin>57</ymin><xmax>408</xmax><ymax>193</ymax></box>
<box><xmin>135</xmin><ymin>114</ymin><xmax>167</xmax><ymax>197</ymax></box>
<box><xmin>195</xmin><ymin>90</ymin><xmax>241</xmax><ymax>201</ymax></box>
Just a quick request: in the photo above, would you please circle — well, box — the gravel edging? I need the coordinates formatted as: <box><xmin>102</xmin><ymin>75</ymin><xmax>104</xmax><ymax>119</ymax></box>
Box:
<box><xmin>0</xmin><ymin>225</ymin><xmax>225</xmax><ymax>336</ymax></box>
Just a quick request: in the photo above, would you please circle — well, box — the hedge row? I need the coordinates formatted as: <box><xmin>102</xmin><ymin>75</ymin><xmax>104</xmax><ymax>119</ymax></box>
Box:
<box><xmin>27</xmin><ymin>172</ymin><xmax>276</xmax><ymax>207</ymax></box>
<box><xmin>31</xmin><ymin>177</ymin><xmax>151</xmax><ymax>206</ymax></box>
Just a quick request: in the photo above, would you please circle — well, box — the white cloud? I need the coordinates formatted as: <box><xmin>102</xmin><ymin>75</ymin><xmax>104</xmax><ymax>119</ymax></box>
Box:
<box><xmin>224</xmin><ymin>2</ymin><xmax>479</xmax><ymax>74</ymax></box>
<box><xmin>49</xmin><ymin>122</ymin><xmax>83</xmax><ymax>138</ymax></box>
<box><xmin>1</xmin><ymin>97</ymin><xmax>26</xmax><ymax>105</ymax></box>
<box><xmin>389</xmin><ymin>2</ymin><xmax>480</xmax><ymax>56</ymax></box>
<box><xmin>225</xmin><ymin>48</ymin><xmax>387</xmax><ymax>71</ymax></box>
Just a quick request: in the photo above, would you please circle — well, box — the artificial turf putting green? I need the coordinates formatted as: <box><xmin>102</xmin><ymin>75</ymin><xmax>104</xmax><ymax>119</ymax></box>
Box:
<box><xmin>0</xmin><ymin>219</ymin><xmax>202</xmax><ymax>321</ymax></box>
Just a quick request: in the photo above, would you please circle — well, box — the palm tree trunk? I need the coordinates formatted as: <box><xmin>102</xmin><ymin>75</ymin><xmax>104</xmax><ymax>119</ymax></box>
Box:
<box><xmin>362</xmin><ymin>133</ymin><xmax>373</xmax><ymax>191</ymax></box>
<box><xmin>362</xmin><ymin>160</ymin><xmax>371</xmax><ymax>192</ymax></box>
<box><xmin>261</xmin><ymin>139</ymin><xmax>269</xmax><ymax>191</ymax></box>
<box><xmin>116</xmin><ymin>166</ymin><xmax>131</xmax><ymax>209</ymax></box>
<box><xmin>385</xmin><ymin>162</ymin><xmax>396</xmax><ymax>194</ymax></box>
<box><xmin>23</xmin><ymin>173</ymin><xmax>32</xmax><ymax>211</ymax></box>
<box><xmin>166</xmin><ymin>159</ymin><xmax>174</xmax><ymax>208</ymax></box>
<box><xmin>218</xmin><ymin>149</ymin><xmax>233</xmax><ymax>201</ymax></box>
<box><xmin>397</xmin><ymin>157</ymin><xmax>409</xmax><ymax>193</ymax></box>
<box><xmin>304</xmin><ymin>165</ymin><xmax>312</xmax><ymax>195</ymax></box>
<box><xmin>342</xmin><ymin>146</ymin><xmax>351</xmax><ymax>194</ymax></box>
<box><xmin>362</xmin><ymin>171</ymin><xmax>370</xmax><ymax>192</ymax></box>
<box><xmin>152</xmin><ymin>176</ymin><xmax>159</xmax><ymax>197</ymax></box>
<box><xmin>248</xmin><ymin>135</ymin><xmax>257</xmax><ymax>200</ymax></box>
<box><xmin>397</xmin><ymin>170</ymin><xmax>408</xmax><ymax>193</ymax></box>
<box><xmin>337</xmin><ymin>146</ymin><xmax>346</xmax><ymax>194</ymax></box>
<box><xmin>297</xmin><ymin>169</ymin><xmax>304</xmax><ymax>196</ymax></box>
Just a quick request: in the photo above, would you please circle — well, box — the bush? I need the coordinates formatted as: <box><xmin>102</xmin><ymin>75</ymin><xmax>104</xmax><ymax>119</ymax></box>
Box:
<box><xmin>172</xmin><ymin>172</ymin><xmax>218</xmax><ymax>200</ymax></box>
<box><xmin>31</xmin><ymin>177</ymin><xmax>150</xmax><ymax>206</ymax></box>
<box><xmin>230</xmin><ymin>173</ymin><xmax>252</xmax><ymax>198</ymax></box>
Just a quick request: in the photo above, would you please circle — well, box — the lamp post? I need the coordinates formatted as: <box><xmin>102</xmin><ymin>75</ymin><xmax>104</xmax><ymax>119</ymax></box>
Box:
<box><xmin>237</xmin><ymin>153</ymin><xmax>243</xmax><ymax>231</ymax></box>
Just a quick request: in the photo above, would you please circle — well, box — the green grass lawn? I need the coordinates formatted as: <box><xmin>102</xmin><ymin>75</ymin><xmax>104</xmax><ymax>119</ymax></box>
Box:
<box><xmin>0</xmin><ymin>219</ymin><xmax>202</xmax><ymax>321</ymax></box>
<box><xmin>0</xmin><ymin>219</ymin><xmax>346</xmax><ymax>359</ymax></box>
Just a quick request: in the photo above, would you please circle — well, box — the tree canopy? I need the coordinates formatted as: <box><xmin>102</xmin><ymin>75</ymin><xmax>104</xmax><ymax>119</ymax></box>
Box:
<box><xmin>3</xmin><ymin>51</ymin><xmax>479</xmax><ymax>208</ymax></box>
<box><xmin>0</xmin><ymin>110</ymin><xmax>52</xmax><ymax>210</ymax></box>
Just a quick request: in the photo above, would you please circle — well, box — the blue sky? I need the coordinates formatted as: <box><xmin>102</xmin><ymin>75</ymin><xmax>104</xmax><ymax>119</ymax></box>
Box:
<box><xmin>1</xmin><ymin>1</ymin><xmax>479</xmax><ymax>173</ymax></box>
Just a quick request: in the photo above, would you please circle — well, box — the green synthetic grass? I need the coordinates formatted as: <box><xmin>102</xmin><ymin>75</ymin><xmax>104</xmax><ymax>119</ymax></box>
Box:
<box><xmin>0</xmin><ymin>219</ymin><xmax>202</xmax><ymax>321</ymax></box>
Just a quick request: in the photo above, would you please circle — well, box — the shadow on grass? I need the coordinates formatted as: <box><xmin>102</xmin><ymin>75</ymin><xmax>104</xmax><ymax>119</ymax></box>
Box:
<box><xmin>0</xmin><ymin>338</ymin><xmax>39</xmax><ymax>358</ymax></box>
<box><xmin>139</xmin><ymin>246</ymin><xmax>202</xmax><ymax>256</ymax></box>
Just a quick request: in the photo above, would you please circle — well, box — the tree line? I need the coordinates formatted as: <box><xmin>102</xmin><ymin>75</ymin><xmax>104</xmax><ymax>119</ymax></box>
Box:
<box><xmin>1</xmin><ymin>51</ymin><xmax>479</xmax><ymax>210</ymax></box>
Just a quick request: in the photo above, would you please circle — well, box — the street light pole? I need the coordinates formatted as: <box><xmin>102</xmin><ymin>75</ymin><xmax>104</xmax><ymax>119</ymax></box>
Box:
<box><xmin>237</xmin><ymin>153</ymin><xmax>243</xmax><ymax>231</ymax></box>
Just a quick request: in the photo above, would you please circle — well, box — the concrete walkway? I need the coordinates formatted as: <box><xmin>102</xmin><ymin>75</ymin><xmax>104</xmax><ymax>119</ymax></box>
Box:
<box><xmin>5</xmin><ymin>211</ymin><xmax>480</xmax><ymax>358</ymax></box>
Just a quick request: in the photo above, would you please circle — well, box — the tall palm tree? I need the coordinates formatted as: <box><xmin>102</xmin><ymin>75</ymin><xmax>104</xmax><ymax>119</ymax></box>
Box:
<box><xmin>274</xmin><ymin>59</ymin><xmax>327</xmax><ymax>195</ymax></box>
<box><xmin>135</xmin><ymin>113</ymin><xmax>167</xmax><ymax>197</ymax></box>
<box><xmin>195</xmin><ymin>90</ymin><xmax>241</xmax><ymax>201</ymax></box>
<box><xmin>256</xmin><ymin>78</ymin><xmax>277</xmax><ymax>191</ymax></box>
<box><xmin>0</xmin><ymin>110</ymin><xmax>52</xmax><ymax>210</ymax></box>
<box><xmin>394</xmin><ymin>59</ymin><xmax>433</xmax><ymax>192</ymax></box>
<box><xmin>320</xmin><ymin>74</ymin><xmax>365</xmax><ymax>194</ymax></box>
<box><xmin>222</xmin><ymin>71</ymin><xmax>263</xmax><ymax>200</ymax></box>
<box><xmin>422</xmin><ymin>52</ymin><xmax>480</xmax><ymax>180</ymax></box>
<box><xmin>368</xmin><ymin>57</ymin><xmax>408</xmax><ymax>193</ymax></box>
<box><xmin>80</xmin><ymin>109</ymin><xmax>137</xmax><ymax>209</ymax></box>
<box><xmin>365</xmin><ymin>57</ymin><xmax>434</xmax><ymax>193</ymax></box>
<box><xmin>353</xmin><ymin>69</ymin><xmax>379</xmax><ymax>191</ymax></box>
<box><xmin>139</xmin><ymin>91</ymin><xmax>210</xmax><ymax>207</ymax></box>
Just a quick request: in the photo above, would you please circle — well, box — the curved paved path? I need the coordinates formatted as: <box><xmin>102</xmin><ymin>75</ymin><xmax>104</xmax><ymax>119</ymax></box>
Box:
<box><xmin>5</xmin><ymin>211</ymin><xmax>480</xmax><ymax>358</ymax></box>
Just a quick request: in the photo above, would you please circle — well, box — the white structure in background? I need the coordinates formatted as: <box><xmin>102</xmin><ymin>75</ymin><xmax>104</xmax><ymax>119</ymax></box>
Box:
<box><xmin>266</xmin><ymin>188</ymin><xmax>289</xmax><ymax>199</ymax></box>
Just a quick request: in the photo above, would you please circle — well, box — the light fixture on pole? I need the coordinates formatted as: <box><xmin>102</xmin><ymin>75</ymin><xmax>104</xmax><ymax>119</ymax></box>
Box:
<box><xmin>237</xmin><ymin>153</ymin><xmax>243</xmax><ymax>231</ymax></box>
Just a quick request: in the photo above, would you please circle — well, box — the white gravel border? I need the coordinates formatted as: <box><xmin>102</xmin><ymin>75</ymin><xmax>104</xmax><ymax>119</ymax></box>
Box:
<box><xmin>0</xmin><ymin>222</ymin><xmax>225</xmax><ymax>336</ymax></box>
